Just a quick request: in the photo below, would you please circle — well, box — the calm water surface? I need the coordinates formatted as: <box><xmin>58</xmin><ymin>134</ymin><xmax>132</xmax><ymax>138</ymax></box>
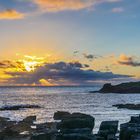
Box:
<box><xmin>0</xmin><ymin>86</ymin><xmax>140</xmax><ymax>132</ymax></box>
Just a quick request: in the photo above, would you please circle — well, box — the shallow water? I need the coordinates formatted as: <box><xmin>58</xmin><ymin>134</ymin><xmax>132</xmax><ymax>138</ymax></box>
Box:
<box><xmin>0</xmin><ymin>86</ymin><xmax>140</xmax><ymax>133</ymax></box>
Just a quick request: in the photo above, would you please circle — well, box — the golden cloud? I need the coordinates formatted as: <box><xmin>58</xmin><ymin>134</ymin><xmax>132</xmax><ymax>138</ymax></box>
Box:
<box><xmin>33</xmin><ymin>0</ymin><xmax>93</xmax><ymax>12</ymax></box>
<box><xmin>117</xmin><ymin>54</ymin><xmax>140</xmax><ymax>67</ymax></box>
<box><xmin>0</xmin><ymin>9</ymin><xmax>24</xmax><ymax>20</ymax></box>
<box><xmin>33</xmin><ymin>0</ymin><xmax>120</xmax><ymax>12</ymax></box>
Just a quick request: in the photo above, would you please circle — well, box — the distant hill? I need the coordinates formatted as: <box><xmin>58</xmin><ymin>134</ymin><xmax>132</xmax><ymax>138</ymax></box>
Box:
<box><xmin>90</xmin><ymin>81</ymin><xmax>140</xmax><ymax>93</ymax></box>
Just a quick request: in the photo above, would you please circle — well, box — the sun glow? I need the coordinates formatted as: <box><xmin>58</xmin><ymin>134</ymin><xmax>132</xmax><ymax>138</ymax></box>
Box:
<box><xmin>22</xmin><ymin>55</ymin><xmax>46</xmax><ymax>72</ymax></box>
<box><xmin>23</xmin><ymin>61</ymin><xmax>39</xmax><ymax>72</ymax></box>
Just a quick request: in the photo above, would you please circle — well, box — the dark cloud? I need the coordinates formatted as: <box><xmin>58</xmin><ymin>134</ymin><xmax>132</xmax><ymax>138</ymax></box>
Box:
<box><xmin>118</xmin><ymin>54</ymin><xmax>140</xmax><ymax>67</ymax></box>
<box><xmin>73</xmin><ymin>51</ymin><xmax>79</xmax><ymax>57</ymax></box>
<box><xmin>83</xmin><ymin>53</ymin><xmax>102</xmax><ymax>61</ymax></box>
<box><xmin>5</xmin><ymin>61</ymin><xmax>131</xmax><ymax>86</ymax></box>
<box><xmin>0</xmin><ymin>60</ymin><xmax>21</xmax><ymax>68</ymax></box>
<box><xmin>73</xmin><ymin>51</ymin><xmax>79</xmax><ymax>54</ymax></box>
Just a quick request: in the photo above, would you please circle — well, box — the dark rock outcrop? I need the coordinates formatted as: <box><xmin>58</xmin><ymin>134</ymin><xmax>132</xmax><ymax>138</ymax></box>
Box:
<box><xmin>54</xmin><ymin>111</ymin><xmax>95</xmax><ymax>140</ymax></box>
<box><xmin>56</xmin><ymin>134</ymin><xmax>96</xmax><ymax>140</ymax></box>
<box><xmin>0</xmin><ymin>111</ymin><xmax>95</xmax><ymax>140</ymax></box>
<box><xmin>97</xmin><ymin>121</ymin><xmax>118</xmax><ymax>140</ymax></box>
<box><xmin>55</xmin><ymin>112</ymin><xmax>95</xmax><ymax>132</ymax></box>
<box><xmin>90</xmin><ymin>81</ymin><xmax>140</xmax><ymax>93</ymax></box>
<box><xmin>0</xmin><ymin>105</ymin><xmax>41</xmax><ymax>111</ymax></box>
<box><xmin>120</xmin><ymin>115</ymin><xmax>140</xmax><ymax>140</ymax></box>
<box><xmin>54</xmin><ymin>111</ymin><xmax>71</xmax><ymax>120</ymax></box>
<box><xmin>0</xmin><ymin>111</ymin><xmax>140</xmax><ymax>140</ymax></box>
<box><xmin>113</xmin><ymin>104</ymin><xmax>140</xmax><ymax>110</ymax></box>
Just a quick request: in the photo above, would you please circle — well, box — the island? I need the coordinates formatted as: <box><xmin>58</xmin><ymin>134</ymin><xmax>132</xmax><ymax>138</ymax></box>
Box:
<box><xmin>90</xmin><ymin>81</ymin><xmax>140</xmax><ymax>93</ymax></box>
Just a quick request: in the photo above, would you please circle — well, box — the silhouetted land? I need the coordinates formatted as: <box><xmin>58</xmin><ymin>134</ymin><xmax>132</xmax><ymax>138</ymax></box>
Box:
<box><xmin>90</xmin><ymin>81</ymin><xmax>140</xmax><ymax>93</ymax></box>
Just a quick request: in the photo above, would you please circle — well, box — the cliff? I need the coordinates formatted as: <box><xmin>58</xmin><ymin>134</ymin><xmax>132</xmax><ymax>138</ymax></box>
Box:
<box><xmin>91</xmin><ymin>81</ymin><xmax>140</xmax><ymax>93</ymax></box>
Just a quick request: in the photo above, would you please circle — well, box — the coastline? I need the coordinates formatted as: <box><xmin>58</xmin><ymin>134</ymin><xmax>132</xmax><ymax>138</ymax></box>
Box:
<box><xmin>0</xmin><ymin>111</ymin><xmax>139</xmax><ymax>140</ymax></box>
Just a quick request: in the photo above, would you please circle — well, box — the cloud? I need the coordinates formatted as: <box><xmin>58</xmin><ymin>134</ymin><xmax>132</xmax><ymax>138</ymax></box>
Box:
<box><xmin>117</xmin><ymin>54</ymin><xmax>140</xmax><ymax>67</ymax></box>
<box><xmin>0</xmin><ymin>60</ymin><xmax>26</xmax><ymax>72</ymax></box>
<box><xmin>0</xmin><ymin>60</ymin><xmax>21</xmax><ymax>68</ymax></box>
<box><xmin>112</xmin><ymin>7</ymin><xmax>124</xmax><ymax>13</ymax></box>
<box><xmin>32</xmin><ymin>0</ymin><xmax>121</xmax><ymax>12</ymax></box>
<box><xmin>83</xmin><ymin>53</ymin><xmax>102</xmax><ymax>61</ymax></box>
<box><xmin>5</xmin><ymin>61</ymin><xmax>131</xmax><ymax>86</ymax></box>
<box><xmin>0</xmin><ymin>9</ymin><xmax>24</xmax><ymax>20</ymax></box>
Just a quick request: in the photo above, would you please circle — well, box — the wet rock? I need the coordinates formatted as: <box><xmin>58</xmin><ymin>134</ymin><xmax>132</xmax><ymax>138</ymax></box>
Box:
<box><xmin>54</xmin><ymin>112</ymin><xmax>95</xmax><ymax>140</ymax></box>
<box><xmin>1</xmin><ymin>127</ymin><xmax>19</xmax><ymax>136</ymax></box>
<box><xmin>31</xmin><ymin>133</ymin><xmax>52</xmax><ymax>140</ymax></box>
<box><xmin>0</xmin><ymin>117</ymin><xmax>9</xmax><ymax>122</ymax></box>
<box><xmin>11</xmin><ymin>122</ymin><xmax>33</xmax><ymax>134</ymax></box>
<box><xmin>131</xmin><ymin>135</ymin><xmax>140</xmax><ymax>140</ymax></box>
<box><xmin>54</xmin><ymin>111</ymin><xmax>71</xmax><ymax>120</ymax></box>
<box><xmin>0</xmin><ymin>117</ymin><xmax>16</xmax><ymax>133</ymax></box>
<box><xmin>120</xmin><ymin>123</ymin><xmax>140</xmax><ymax>140</ymax></box>
<box><xmin>22</xmin><ymin>116</ymin><xmax>36</xmax><ymax>124</ymax></box>
<box><xmin>113</xmin><ymin>104</ymin><xmax>140</xmax><ymax>110</ymax></box>
<box><xmin>57</xmin><ymin>112</ymin><xmax>95</xmax><ymax>133</ymax></box>
<box><xmin>130</xmin><ymin>115</ymin><xmax>140</xmax><ymax>123</ymax></box>
<box><xmin>8</xmin><ymin>116</ymin><xmax>37</xmax><ymax>134</ymax></box>
<box><xmin>4</xmin><ymin>136</ymin><xmax>31</xmax><ymax>140</ymax></box>
<box><xmin>58</xmin><ymin>118</ymin><xmax>94</xmax><ymax>132</ymax></box>
<box><xmin>94</xmin><ymin>135</ymin><xmax>105</xmax><ymax>140</ymax></box>
<box><xmin>120</xmin><ymin>115</ymin><xmax>140</xmax><ymax>140</ymax></box>
<box><xmin>56</xmin><ymin>134</ymin><xmax>96</xmax><ymax>140</ymax></box>
<box><xmin>60</xmin><ymin>128</ymin><xmax>92</xmax><ymax>134</ymax></box>
<box><xmin>36</xmin><ymin>122</ymin><xmax>58</xmax><ymax>134</ymax></box>
<box><xmin>0</xmin><ymin>105</ymin><xmax>41</xmax><ymax>111</ymax></box>
<box><xmin>97</xmin><ymin>121</ymin><xmax>118</xmax><ymax>140</ymax></box>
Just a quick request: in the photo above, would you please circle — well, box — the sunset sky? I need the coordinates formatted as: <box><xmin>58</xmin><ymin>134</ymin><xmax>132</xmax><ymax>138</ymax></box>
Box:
<box><xmin>0</xmin><ymin>0</ymin><xmax>140</xmax><ymax>86</ymax></box>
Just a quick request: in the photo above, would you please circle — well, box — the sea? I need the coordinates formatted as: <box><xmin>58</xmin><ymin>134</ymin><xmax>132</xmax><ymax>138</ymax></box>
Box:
<box><xmin>0</xmin><ymin>86</ymin><xmax>140</xmax><ymax>133</ymax></box>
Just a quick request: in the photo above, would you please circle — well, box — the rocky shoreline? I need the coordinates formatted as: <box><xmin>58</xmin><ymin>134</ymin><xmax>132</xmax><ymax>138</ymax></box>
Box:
<box><xmin>0</xmin><ymin>105</ymin><xmax>41</xmax><ymax>111</ymax></box>
<box><xmin>90</xmin><ymin>81</ymin><xmax>140</xmax><ymax>93</ymax></box>
<box><xmin>0</xmin><ymin>111</ymin><xmax>139</xmax><ymax>140</ymax></box>
<box><xmin>113</xmin><ymin>104</ymin><xmax>140</xmax><ymax>110</ymax></box>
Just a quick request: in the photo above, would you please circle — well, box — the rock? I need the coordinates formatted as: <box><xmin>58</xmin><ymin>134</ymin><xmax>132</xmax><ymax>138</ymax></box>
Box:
<box><xmin>36</xmin><ymin>122</ymin><xmax>58</xmax><ymax>134</ymax></box>
<box><xmin>57</xmin><ymin>112</ymin><xmax>95</xmax><ymax>133</ymax></box>
<box><xmin>54</xmin><ymin>112</ymin><xmax>95</xmax><ymax>140</ymax></box>
<box><xmin>95</xmin><ymin>135</ymin><xmax>105</xmax><ymax>140</ymax></box>
<box><xmin>0</xmin><ymin>116</ymin><xmax>16</xmax><ymax>133</ymax></box>
<box><xmin>31</xmin><ymin>133</ymin><xmax>52</xmax><ymax>140</ymax></box>
<box><xmin>58</xmin><ymin>118</ymin><xmax>94</xmax><ymax>131</ymax></box>
<box><xmin>0</xmin><ymin>117</ymin><xmax>9</xmax><ymax>122</ymax></box>
<box><xmin>113</xmin><ymin>104</ymin><xmax>140</xmax><ymax>110</ymax></box>
<box><xmin>54</xmin><ymin>111</ymin><xmax>71</xmax><ymax>120</ymax></box>
<box><xmin>99</xmin><ymin>121</ymin><xmax>118</xmax><ymax>134</ymax></box>
<box><xmin>0</xmin><ymin>105</ymin><xmax>41</xmax><ymax>111</ymax></box>
<box><xmin>130</xmin><ymin>115</ymin><xmax>140</xmax><ymax>123</ymax></box>
<box><xmin>22</xmin><ymin>116</ymin><xmax>36</xmax><ymax>124</ymax></box>
<box><xmin>10</xmin><ymin>122</ymin><xmax>33</xmax><ymax>134</ymax></box>
<box><xmin>131</xmin><ymin>135</ymin><xmax>140</xmax><ymax>140</ymax></box>
<box><xmin>90</xmin><ymin>81</ymin><xmax>140</xmax><ymax>93</ymax></box>
<box><xmin>60</xmin><ymin>128</ymin><xmax>92</xmax><ymax>134</ymax></box>
<box><xmin>8</xmin><ymin>116</ymin><xmax>37</xmax><ymax>134</ymax></box>
<box><xmin>4</xmin><ymin>136</ymin><xmax>31</xmax><ymax>140</ymax></box>
<box><xmin>1</xmin><ymin>127</ymin><xmax>19</xmax><ymax>136</ymax></box>
<box><xmin>97</xmin><ymin>121</ymin><xmax>118</xmax><ymax>140</ymax></box>
<box><xmin>120</xmin><ymin>115</ymin><xmax>140</xmax><ymax>140</ymax></box>
<box><xmin>120</xmin><ymin>123</ymin><xmax>140</xmax><ymax>140</ymax></box>
<box><xmin>56</xmin><ymin>134</ymin><xmax>96</xmax><ymax>140</ymax></box>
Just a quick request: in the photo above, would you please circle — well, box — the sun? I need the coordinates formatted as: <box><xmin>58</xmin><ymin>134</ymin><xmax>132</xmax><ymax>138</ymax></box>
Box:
<box><xmin>23</xmin><ymin>61</ymin><xmax>38</xmax><ymax>72</ymax></box>
<box><xmin>22</xmin><ymin>55</ymin><xmax>45</xmax><ymax>72</ymax></box>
